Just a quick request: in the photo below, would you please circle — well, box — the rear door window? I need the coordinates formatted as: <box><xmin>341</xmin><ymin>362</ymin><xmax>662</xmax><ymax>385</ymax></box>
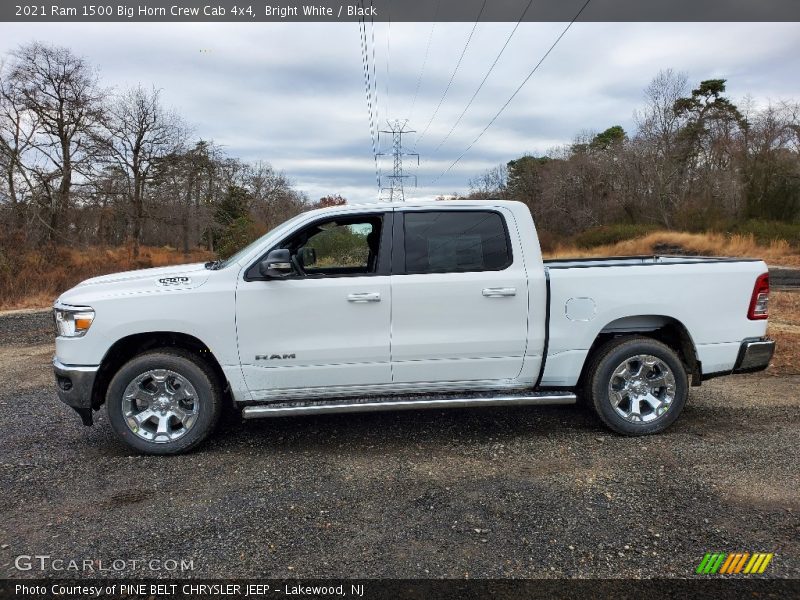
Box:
<box><xmin>403</xmin><ymin>211</ymin><xmax>512</xmax><ymax>274</ymax></box>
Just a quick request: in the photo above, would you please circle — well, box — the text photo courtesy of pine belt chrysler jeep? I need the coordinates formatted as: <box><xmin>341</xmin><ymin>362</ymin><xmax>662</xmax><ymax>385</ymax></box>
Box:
<box><xmin>52</xmin><ymin>200</ymin><xmax>775</xmax><ymax>454</ymax></box>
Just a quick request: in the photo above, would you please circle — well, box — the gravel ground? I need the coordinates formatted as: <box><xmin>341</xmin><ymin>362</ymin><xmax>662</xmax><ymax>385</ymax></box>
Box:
<box><xmin>0</xmin><ymin>311</ymin><xmax>797</xmax><ymax>580</ymax></box>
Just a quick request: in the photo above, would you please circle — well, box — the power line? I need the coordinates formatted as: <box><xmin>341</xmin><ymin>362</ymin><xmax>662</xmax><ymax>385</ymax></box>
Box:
<box><xmin>384</xmin><ymin>4</ymin><xmax>391</xmax><ymax>121</ymax></box>
<box><xmin>407</xmin><ymin>1</ymin><xmax>440</xmax><ymax>122</ymax></box>
<box><xmin>369</xmin><ymin>0</ymin><xmax>379</xmax><ymax>129</ymax></box>
<box><xmin>357</xmin><ymin>4</ymin><xmax>380</xmax><ymax>190</ymax></box>
<box><xmin>430</xmin><ymin>0</ymin><xmax>534</xmax><ymax>154</ymax></box>
<box><xmin>429</xmin><ymin>0</ymin><xmax>592</xmax><ymax>186</ymax></box>
<box><xmin>415</xmin><ymin>0</ymin><xmax>488</xmax><ymax>149</ymax></box>
<box><xmin>360</xmin><ymin>18</ymin><xmax>378</xmax><ymax>188</ymax></box>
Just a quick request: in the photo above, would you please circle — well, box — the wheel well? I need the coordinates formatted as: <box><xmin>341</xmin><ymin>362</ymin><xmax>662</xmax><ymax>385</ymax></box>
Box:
<box><xmin>576</xmin><ymin>316</ymin><xmax>700</xmax><ymax>392</ymax></box>
<box><xmin>91</xmin><ymin>332</ymin><xmax>229</xmax><ymax>410</ymax></box>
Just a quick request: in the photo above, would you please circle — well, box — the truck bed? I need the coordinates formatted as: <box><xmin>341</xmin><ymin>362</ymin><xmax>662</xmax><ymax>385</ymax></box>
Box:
<box><xmin>538</xmin><ymin>255</ymin><xmax>769</xmax><ymax>387</ymax></box>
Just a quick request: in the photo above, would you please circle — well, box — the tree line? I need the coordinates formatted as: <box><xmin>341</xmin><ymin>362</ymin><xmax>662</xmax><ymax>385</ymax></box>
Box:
<box><xmin>464</xmin><ymin>70</ymin><xmax>800</xmax><ymax>241</ymax></box>
<box><xmin>0</xmin><ymin>42</ymin><xmax>326</xmax><ymax>259</ymax></box>
<box><xmin>3</xmin><ymin>45</ymin><xmax>798</xmax><ymax>263</ymax></box>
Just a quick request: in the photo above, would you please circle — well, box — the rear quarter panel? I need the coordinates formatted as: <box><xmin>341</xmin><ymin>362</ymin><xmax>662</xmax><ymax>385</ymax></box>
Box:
<box><xmin>541</xmin><ymin>260</ymin><xmax>769</xmax><ymax>387</ymax></box>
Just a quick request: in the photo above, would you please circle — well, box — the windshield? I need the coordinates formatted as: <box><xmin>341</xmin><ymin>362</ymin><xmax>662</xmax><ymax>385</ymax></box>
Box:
<box><xmin>214</xmin><ymin>212</ymin><xmax>310</xmax><ymax>269</ymax></box>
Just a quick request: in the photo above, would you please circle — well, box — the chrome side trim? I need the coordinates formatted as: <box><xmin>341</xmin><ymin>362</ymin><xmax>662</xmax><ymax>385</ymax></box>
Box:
<box><xmin>247</xmin><ymin>379</ymin><xmax>532</xmax><ymax>402</ymax></box>
<box><xmin>242</xmin><ymin>393</ymin><xmax>576</xmax><ymax>419</ymax></box>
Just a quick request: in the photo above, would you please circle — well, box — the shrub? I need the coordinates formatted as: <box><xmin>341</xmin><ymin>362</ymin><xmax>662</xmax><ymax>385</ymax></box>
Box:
<box><xmin>572</xmin><ymin>223</ymin><xmax>660</xmax><ymax>249</ymax></box>
<box><xmin>725</xmin><ymin>220</ymin><xmax>800</xmax><ymax>248</ymax></box>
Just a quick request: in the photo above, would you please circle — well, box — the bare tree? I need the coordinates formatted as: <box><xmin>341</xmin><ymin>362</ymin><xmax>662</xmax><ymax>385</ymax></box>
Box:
<box><xmin>635</xmin><ymin>69</ymin><xmax>688</xmax><ymax>151</ymax></box>
<box><xmin>631</xmin><ymin>69</ymin><xmax>690</xmax><ymax>226</ymax></box>
<box><xmin>0</xmin><ymin>60</ymin><xmax>38</xmax><ymax>229</ymax></box>
<box><xmin>468</xmin><ymin>164</ymin><xmax>508</xmax><ymax>199</ymax></box>
<box><xmin>740</xmin><ymin>101</ymin><xmax>800</xmax><ymax>220</ymax></box>
<box><xmin>100</xmin><ymin>85</ymin><xmax>186</xmax><ymax>256</ymax></box>
<box><xmin>245</xmin><ymin>161</ymin><xmax>307</xmax><ymax>228</ymax></box>
<box><xmin>8</xmin><ymin>42</ymin><xmax>104</xmax><ymax>240</ymax></box>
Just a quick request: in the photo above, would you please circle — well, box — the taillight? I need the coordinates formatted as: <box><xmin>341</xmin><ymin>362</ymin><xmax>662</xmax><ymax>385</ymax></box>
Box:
<box><xmin>748</xmin><ymin>273</ymin><xmax>769</xmax><ymax>320</ymax></box>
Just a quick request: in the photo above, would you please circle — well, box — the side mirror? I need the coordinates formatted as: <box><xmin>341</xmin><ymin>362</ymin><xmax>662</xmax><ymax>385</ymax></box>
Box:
<box><xmin>298</xmin><ymin>247</ymin><xmax>317</xmax><ymax>267</ymax></box>
<box><xmin>259</xmin><ymin>249</ymin><xmax>293</xmax><ymax>279</ymax></box>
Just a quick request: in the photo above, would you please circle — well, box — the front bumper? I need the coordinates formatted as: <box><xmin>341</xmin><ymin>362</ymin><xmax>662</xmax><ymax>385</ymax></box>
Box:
<box><xmin>53</xmin><ymin>358</ymin><xmax>99</xmax><ymax>425</ymax></box>
<box><xmin>732</xmin><ymin>338</ymin><xmax>776</xmax><ymax>374</ymax></box>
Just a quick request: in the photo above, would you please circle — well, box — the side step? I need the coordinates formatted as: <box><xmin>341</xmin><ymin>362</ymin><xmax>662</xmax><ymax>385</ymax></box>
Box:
<box><xmin>241</xmin><ymin>391</ymin><xmax>576</xmax><ymax>419</ymax></box>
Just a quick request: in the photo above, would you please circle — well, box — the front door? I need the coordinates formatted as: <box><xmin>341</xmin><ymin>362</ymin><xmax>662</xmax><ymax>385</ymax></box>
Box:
<box><xmin>236</xmin><ymin>212</ymin><xmax>392</xmax><ymax>399</ymax></box>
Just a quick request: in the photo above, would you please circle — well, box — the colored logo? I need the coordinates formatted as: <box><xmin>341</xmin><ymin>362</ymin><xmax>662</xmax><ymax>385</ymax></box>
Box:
<box><xmin>696</xmin><ymin>552</ymin><xmax>774</xmax><ymax>575</ymax></box>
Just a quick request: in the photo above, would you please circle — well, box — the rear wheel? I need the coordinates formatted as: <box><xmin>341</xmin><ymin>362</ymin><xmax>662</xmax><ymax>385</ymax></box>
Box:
<box><xmin>106</xmin><ymin>349</ymin><xmax>222</xmax><ymax>454</ymax></box>
<box><xmin>587</xmin><ymin>336</ymin><xmax>688</xmax><ymax>435</ymax></box>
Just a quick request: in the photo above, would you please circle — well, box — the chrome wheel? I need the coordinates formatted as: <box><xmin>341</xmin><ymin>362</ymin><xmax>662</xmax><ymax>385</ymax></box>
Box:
<box><xmin>122</xmin><ymin>369</ymin><xmax>199</xmax><ymax>443</ymax></box>
<box><xmin>608</xmin><ymin>354</ymin><xmax>676</xmax><ymax>423</ymax></box>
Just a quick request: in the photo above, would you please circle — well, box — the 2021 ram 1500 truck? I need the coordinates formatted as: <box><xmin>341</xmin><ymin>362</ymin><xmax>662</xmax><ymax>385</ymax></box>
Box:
<box><xmin>53</xmin><ymin>200</ymin><xmax>775</xmax><ymax>454</ymax></box>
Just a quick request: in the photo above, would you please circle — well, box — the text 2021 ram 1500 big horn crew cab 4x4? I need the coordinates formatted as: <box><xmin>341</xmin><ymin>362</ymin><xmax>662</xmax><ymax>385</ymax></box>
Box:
<box><xmin>52</xmin><ymin>200</ymin><xmax>775</xmax><ymax>454</ymax></box>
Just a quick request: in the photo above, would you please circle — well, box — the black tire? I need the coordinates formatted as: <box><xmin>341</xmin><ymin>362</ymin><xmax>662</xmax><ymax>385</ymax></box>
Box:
<box><xmin>586</xmin><ymin>336</ymin><xmax>688</xmax><ymax>436</ymax></box>
<box><xmin>106</xmin><ymin>349</ymin><xmax>222</xmax><ymax>455</ymax></box>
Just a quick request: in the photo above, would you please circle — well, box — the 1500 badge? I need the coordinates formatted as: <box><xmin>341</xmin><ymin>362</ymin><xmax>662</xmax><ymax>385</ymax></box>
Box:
<box><xmin>157</xmin><ymin>276</ymin><xmax>191</xmax><ymax>286</ymax></box>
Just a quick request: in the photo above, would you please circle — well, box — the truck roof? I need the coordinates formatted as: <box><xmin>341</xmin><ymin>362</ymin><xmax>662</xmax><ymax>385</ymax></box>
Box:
<box><xmin>305</xmin><ymin>199</ymin><xmax>528</xmax><ymax>218</ymax></box>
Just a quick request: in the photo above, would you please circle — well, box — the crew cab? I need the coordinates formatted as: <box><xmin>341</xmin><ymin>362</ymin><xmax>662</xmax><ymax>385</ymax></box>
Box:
<box><xmin>52</xmin><ymin>200</ymin><xmax>775</xmax><ymax>454</ymax></box>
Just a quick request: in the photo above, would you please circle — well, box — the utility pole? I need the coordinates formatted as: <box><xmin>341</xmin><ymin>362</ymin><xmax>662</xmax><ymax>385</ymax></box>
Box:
<box><xmin>378</xmin><ymin>119</ymin><xmax>419</xmax><ymax>202</ymax></box>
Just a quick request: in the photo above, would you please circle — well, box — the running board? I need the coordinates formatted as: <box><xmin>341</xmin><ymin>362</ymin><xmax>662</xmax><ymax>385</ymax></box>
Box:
<box><xmin>241</xmin><ymin>392</ymin><xmax>576</xmax><ymax>419</ymax></box>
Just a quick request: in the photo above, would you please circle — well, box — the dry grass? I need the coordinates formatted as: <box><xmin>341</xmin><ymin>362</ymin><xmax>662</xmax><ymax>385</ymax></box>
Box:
<box><xmin>0</xmin><ymin>245</ymin><xmax>213</xmax><ymax>311</ymax></box>
<box><xmin>768</xmin><ymin>290</ymin><xmax>800</xmax><ymax>376</ymax></box>
<box><xmin>546</xmin><ymin>231</ymin><xmax>800</xmax><ymax>266</ymax></box>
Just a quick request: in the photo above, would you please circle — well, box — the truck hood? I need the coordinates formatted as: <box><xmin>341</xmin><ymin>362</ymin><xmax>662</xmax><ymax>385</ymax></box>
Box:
<box><xmin>57</xmin><ymin>262</ymin><xmax>212</xmax><ymax>306</ymax></box>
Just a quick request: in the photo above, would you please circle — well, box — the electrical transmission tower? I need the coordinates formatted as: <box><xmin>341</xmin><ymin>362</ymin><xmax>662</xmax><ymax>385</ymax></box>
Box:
<box><xmin>378</xmin><ymin>120</ymin><xmax>419</xmax><ymax>202</ymax></box>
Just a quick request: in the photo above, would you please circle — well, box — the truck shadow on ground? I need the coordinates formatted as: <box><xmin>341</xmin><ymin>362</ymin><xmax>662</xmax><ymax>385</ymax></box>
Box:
<box><xmin>206</xmin><ymin>393</ymin><xmax>800</xmax><ymax>455</ymax></box>
<box><xmin>211</xmin><ymin>403</ymin><xmax>605</xmax><ymax>453</ymax></box>
<box><xmin>78</xmin><ymin>397</ymin><xmax>797</xmax><ymax>459</ymax></box>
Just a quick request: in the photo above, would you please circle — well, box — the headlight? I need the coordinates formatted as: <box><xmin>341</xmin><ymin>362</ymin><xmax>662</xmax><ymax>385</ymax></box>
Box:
<box><xmin>54</xmin><ymin>307</ymin><xmax>95</xmax><ymax>338</ymax></box>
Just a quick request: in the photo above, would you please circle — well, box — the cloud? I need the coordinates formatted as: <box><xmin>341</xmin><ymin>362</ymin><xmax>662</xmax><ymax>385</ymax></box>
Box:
<box><xmin>2</xmin><ymin>21</ymin><xmax>799</xmax><ymax>202</ymax></box>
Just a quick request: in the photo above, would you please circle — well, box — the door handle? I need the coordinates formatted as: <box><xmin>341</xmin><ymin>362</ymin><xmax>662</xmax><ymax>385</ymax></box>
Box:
<box><xmin>482</xmin><ymin>287</ymin><xmax>516</xmax><ymax>297</ymax></box>
<box><xmin>347</xmin><ymin>292</ymin><xmax>381</xmax><ymax>303</ymax></box>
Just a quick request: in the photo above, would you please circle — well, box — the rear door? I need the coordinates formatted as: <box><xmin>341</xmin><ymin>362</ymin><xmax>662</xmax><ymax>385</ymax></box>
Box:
<box><xmin>390</xmin><ymin>208</ymin><xmax>529</xmax><ymax>384</ymax></box>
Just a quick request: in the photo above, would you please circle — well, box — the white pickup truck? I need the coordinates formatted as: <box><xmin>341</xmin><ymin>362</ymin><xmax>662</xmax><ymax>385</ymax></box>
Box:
<box><xmin>53</xmin><ymin>200</ymin><xmax>775</xmax><ymax>454</ymax></box>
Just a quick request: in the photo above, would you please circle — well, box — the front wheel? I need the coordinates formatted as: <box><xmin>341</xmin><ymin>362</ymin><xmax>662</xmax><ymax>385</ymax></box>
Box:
<box><xmin>587</xmin><ymin>336</ymin><xmax>688</xmax><ymax>436</ymax></box>
<box><xmin>106</xmin><ymin>349</ymin><xmax>222</xmax><ymax>454</ymax></box>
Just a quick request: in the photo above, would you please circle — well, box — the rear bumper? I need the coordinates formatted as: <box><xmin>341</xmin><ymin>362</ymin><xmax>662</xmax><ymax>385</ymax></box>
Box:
<box><xmin>732</xmin><ymin>338</ymin><xmax>775</xmax><ymax>374</ymax></box>
<box><xmin>53</xmin><ymin>358</ymin><xmax>98</xmax><ymax>425</ymax></box>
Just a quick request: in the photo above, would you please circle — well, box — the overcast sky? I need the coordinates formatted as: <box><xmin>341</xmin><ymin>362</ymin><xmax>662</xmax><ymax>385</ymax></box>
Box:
<box><xmin>2</xmin><ymin>22</ymin><xmax>800</xmax><ymax>203</ymax></box>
